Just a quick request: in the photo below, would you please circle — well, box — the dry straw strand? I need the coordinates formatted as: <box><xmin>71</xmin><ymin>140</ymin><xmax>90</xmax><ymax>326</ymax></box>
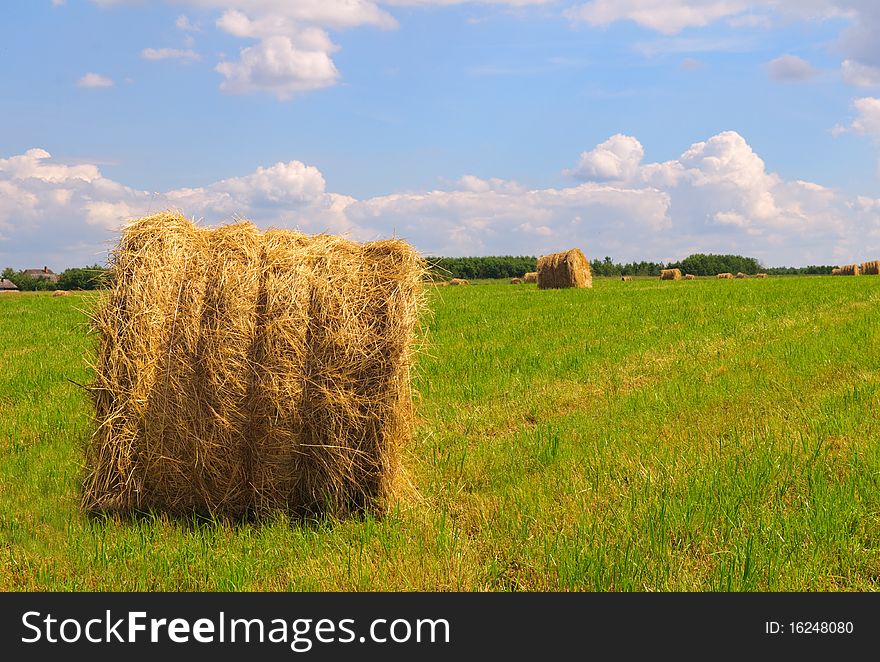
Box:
<box><xmin>83</xmin><ymin>211</ymin><xmax>426</xmax><ymax>520</ymax></box>
<box><xmin>537</xmin><ymin>248</ymin><xmax>592</xmax><ymax>289</ymax></box>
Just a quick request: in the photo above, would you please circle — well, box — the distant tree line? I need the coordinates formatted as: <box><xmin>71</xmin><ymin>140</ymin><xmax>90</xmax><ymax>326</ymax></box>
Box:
<box><xmin>427</xmin><ymin>253</ymin><xmax>839</xmax><ymax>280</ymax></box>
<box><xmin>2</xmin><ymin>265</ymin><xmax>111</xmax><ymax>291</ymax></box>
<box><xmin>762</xmin><ymin>265</ymin><xmax>836</xmax><ymax>275</ymax></box>
<box><xmin>427</xmin><ymin>256</ymin><xmax>538</xmax><ymax>280</ymax></box>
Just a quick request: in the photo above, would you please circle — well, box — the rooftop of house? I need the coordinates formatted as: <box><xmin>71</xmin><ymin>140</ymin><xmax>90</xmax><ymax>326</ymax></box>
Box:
<box><xmin>23</xmin><ymin>267</ymin><xmax>56</xmax><ymax>276</ymax></box>
<box><xmin>0</xmin><ymin>278</ymin><xmax>19</xmax><ymax>290</ymax></box>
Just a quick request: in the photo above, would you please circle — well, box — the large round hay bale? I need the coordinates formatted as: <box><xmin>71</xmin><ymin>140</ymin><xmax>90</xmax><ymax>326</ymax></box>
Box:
<box><xmin>831</xmin><ymin>268</ymin><xmax>841</xmax><ymax>276</ymax></box>
<box><xmin>755</xmin><ymin>273</ymin><xmax>768</xmax><ymax>279</ymax></box>
<box><xmin>660</xmin><ymin>268</ymin><xmax>681</xmax><ymax>281</ymax></box>
<box><xmin>537</xmin><ymin>248</ymin><xmax>592</xmax><ymax>289</ymax></box>
<box><xmin>510</xmin><ymin>277</ymin><xmax>523</xmax><ymax>285</ymax></box>
<box><xmin>839</xmin><ymin>264</ymin><xmax>861</xmax><ymax>276</ymax></box>
<box><xmin>861</xmin><ymin>260</ymin><xmax>880</xmax><ymax>275</ymax></box>
<box><xmin>621</xmin><ymin>275</ymin><xmax>633</xmax><ymax>281</ymax></box>
<box><xmin>449</xmin><ymin>278</ymin><xmax>469</xmax><ymax>286</ymax></box>
<box><xmin>52</xmin><ymin>290</ymin><xmax>69</xmax><ymax>297</ymax></box>
<box><xmin>83</xmin><ymin>212</ymin><xmax>425</xmax><ymax>520</ymax></box>
<box><xmin>735</xmin><ymin>272</ymin><xmax>747</xmax><ymax>279</ymax></box>
<box><xmin>684</xmin><ymin>274</ymin><xmax>697</xmax><ymax>280</ymax></box>
<box><xmin>717</xmin><ymin>273</ymin><xmax>733</xmax><ymax>279</ymax></box>
<box><xmin>523</xmin><ymin>271</ymin><xmax>538</xmax><ymax>283</ymax></box>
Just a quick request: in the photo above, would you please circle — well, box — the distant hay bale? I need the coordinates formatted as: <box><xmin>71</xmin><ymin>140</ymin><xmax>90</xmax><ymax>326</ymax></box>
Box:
<box><xmin>449</xmin><ymin>278</ymin><xmax>469</xmax><ymax>286</ymax></box>
<box><xmin>861</xmin><ymin>260</ymin><xmax>880</xmax><ymax>275</ymax></box>
<box><xmin>660</xmin><ymin>268</ymin><xmax>681</xmax><ymax>281</ymax></box>
<box><xmin>537</xmin><ymin>248</ymin><xmax>592</xmax><ymax>289</ymax></box>
<box><xmin>510</xmin><ymin>277</ymin><xmax>523</xmax><ymax>285</ymax></box>
<box><xmin>52</xmin><ymin>290</ymin><xmax>70</xmax><ymax>297</ymax></box>
<box><xmin>735</xmin><ymin>272</ymin><xmax>747</xmax><ymax>279</ymax></box>
<box><xmin>621</xmin><ymin>275</ymin><xmax>633</xmax><ymax>282</ymax></box>
<box><xmin>839</xmin><ymin>264</ymin><xmax>861</xmax><ymax>276</ymax></box>
<box><xmin>831</xmin><ymin>268</ymin><xmax>841</xmax><ymax>276</ymax></box>
<box><xmin>82</xmin><ymin>212</ymin><xmax>426</xmax><ymax>520</ymax></box>
<box><xmin>523</xmin><ymin>272</ymin><xmax>538</xmax><ymax>283</ymax></box>
<box><xmin>717</xmin><ymin>273</ymin><xmax>733</xmax><ymax>279</ymax></box>
<box><xmin>755</xmin><ymin>273</ymin><xmax>768</xmax><ymax>279</ymax></box>
<box><xmin>684</xmin><ymin>274</ymin><xmax>697</xmax><ymax>280</ymax></box>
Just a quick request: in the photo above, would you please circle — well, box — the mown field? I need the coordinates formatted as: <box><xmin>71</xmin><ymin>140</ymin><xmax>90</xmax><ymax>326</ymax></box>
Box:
<box><xmin>2</xmin><ymin>276</ymin><xmax>880</xmax><ymax>591</ymax></box>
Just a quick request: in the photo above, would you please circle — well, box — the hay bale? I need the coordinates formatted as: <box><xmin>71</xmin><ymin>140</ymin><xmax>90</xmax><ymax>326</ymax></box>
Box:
<box><xmin>449</xmin><ymin>278</ymin><xmax>469</xmax><ymax>286</ymax></box>
<box><xmin>621</xmin><ymin>275</ymin><xmax>633</xmax><ymax>282</ymax></box>
<box><xmin>839</xmin><ymin>264</ymin><xmax>861</xmax><ymax>276</ymax></box>
<box><xmin>755</xmin><ymin>273</ymin><xmax>768</xmax><ymax>279</ymax></box>
<box><xmin>735</xmin><ymin>272</ymin><xmax>748</xmax><ymax>279</ymax></box>
<box><xmin>83</xmin><ymin>212</ymin><xmax>425</xmax><ymax>520</ymax></box>
<box><xmin>831</xmin><ymin>268</ymin><xmax>841</xmax><ymax>276</ymax></box>
<box><xmin>510</xmin><ymin>277</ymin><xmax>523</xmax><ymax>285</ymax></box>
<box><xmin>717</xmin><ymin>273</ymin><xmax>733</xmax><ymax>279</ymax></box>
<box><xmin>861</xmin><ymin>260</ymin><xmax>880</xmax><ymax>275</ymax></box>
<box><xmin>660</xmin><ymin>268</ymin><xmax>681</xmax><ymax>281</ymax></box>
<box><xmin>684</xmin><ymin>274</ymin><xmax>697</xmax><ymax>280</ymax></box>
<box><xmin>537</xmin><ymin>248</ymin><xmax>592</xmax><ymax>289</ymax></box>
<box><xmin>523</xmin><ymin>271</ymin><xmax>538</xmax><ymax>283</ymax></box>
<box><xmin>52</xmin><ymin>290</ymin><xmax>70</xmax><ymax>297</ymax></box>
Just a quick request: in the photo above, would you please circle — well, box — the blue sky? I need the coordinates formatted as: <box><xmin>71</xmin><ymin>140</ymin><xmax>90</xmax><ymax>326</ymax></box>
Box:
<box><xmin>3</xmin><ymin>0</ymin><xmax>880</xmax><ymax>269</ymax></box>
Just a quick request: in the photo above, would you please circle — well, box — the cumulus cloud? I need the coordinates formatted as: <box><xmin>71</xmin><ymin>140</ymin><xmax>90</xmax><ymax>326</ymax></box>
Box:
<box><xmin>841</xmin><ymin>96</ymin><xmax>880</xmax><ymax>175</ymax></box>
<box><xmin>564</xmin><ymin>0</ymin><xmax>757</xmax><ymax>34</ymax></box>
<box><xmin>140</xmin><ymin>48</ymin><xmax>201</xmax><ymax>62</ymax></box>
<box><xmin>76</xmin><ymin>72</ymin><xmax>114</xmax><ymax>88</ymax></box>
<box><xmin>5</xmin><ymin>131</ymin><xmax>880</xmax><ymax>268</ymax></box>
<box><xmin>566</xmin><ymin>134</ymin><xmax>646</xmax><ymax>182</ymax></box>
<box><xmin>764</xmin><ymin>54</ymin><xmax>818</xmax><ymax>81</ymax></box>
<box><xmin>565</xmin><ymin>1</ymin><xmax>848</xmax><ymax>34</ymax></box>
<box><xmin>841</xmin><ymin>59</ymin><xmax>880</xmax><ymax>87</ymax></box>
<box><xmin>175</xmin><ymin>14</ymin><xmax>199</xmax><ymax>32</ymax></box>
<box><xmin>215</xmin><ymin>35</ymin><xmax>340</xmax><ymax>99</ymax></box>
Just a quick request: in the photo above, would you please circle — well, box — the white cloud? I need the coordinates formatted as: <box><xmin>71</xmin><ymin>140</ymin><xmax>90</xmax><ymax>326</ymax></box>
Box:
<box><xmin>140</xmin><ymin>48</ymin><xmax>201</xmax><ymax>62</ymax></box>
<box><xmin>727</xmin><ymin>13</ymin><xmax>773</xmax><ymax>27</ymax></box>
<box><xmin>5</xmin><ymin>131</ymin><xmax>880</xmax><ymax>268</ymax></box>
<box><xmin>566</xmin><ymin>134</ymin><xmax>646</xmax><ymax>182</ymax></box>
<box><xmin>76</xmin><ymin>72</ymin><xmax>114</xmax><ymax>88</ymax></box>
<box><xmin>175</xmin><ymin>0</ymin><xmax>397</xmax><ymax>30</ymax></box>
<box><xmin>849</xmin><ymin>97</ymin><xmax>880</xmax><ymax>138</ymax></box>
<box><xmin>764</xmin><ymin>54</ymin><xmax>818</xmax><ymax>81</ymax></box>
<box><xmin>565</xmin><ymin>1</ymin><xmax>848</xmax><ymax>34</ymax></box>
<box><xmin>841</xmin><ymin>59</ymin><xmax>880</xmax><ymax>87</ymax></box>
<box><xmin>175</xmin><ymin>14</ymin><xmax>199</xmax><ymax>31</ymax></box>
<box><xmin>564</xmin><ymin>0</ymin><xmax>756</xmax><ymax>34</ymax></box>
<box><xmin>215</xmin><ymin>35</ymin><xmax>340</xmax><ymax>99</ymax></box>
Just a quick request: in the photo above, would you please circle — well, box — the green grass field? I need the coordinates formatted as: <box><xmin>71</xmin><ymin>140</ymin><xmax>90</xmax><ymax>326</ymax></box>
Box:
<box><xmin>2</xmin><ymin>276</ymin><xmax>880</xmax><ymax>591</ymax></box>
